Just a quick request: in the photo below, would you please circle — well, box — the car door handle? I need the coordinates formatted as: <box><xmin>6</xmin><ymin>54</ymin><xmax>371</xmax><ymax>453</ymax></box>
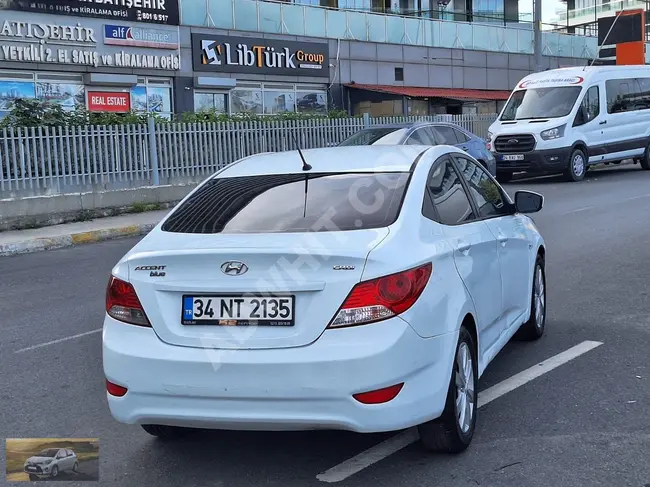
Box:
<box><xmin>462</xmin><ymin>146</ymin><xmax>469</xmax><ymax>151</ymax></box>
<box><xmin>497</xmin><ymin>233</ymin><xmax>508</xmax><ymax>246</ymax></box>
<box><xmin>599</xmin><ymin>120</ymin><xmax>607</xmax><ymax>125</ymax></box>
<box><xmin>457</xmin><ymin>241</ymin><xmax>471</xmax><ymax>254</ymax></box>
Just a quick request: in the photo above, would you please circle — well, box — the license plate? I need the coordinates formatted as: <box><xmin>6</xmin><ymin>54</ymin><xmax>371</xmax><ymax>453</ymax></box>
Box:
<box><xmin>182</xmin><ymin>295</ymin><xmax>295</xmax><ymax>326</ymax></box>
<box><xmin>502</xmin><ymin>154</ymin><xmax>524</xmax><ymax>161</ymax></box>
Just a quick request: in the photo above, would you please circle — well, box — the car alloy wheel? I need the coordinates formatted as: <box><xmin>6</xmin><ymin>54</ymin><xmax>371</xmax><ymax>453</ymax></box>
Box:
<box><xmin>50</xmin><ymin>465</ymin><xmax>58</xmax><ymax>478</ymax></box>
<box><xmin>514</xmin><ymin>255</ymin><xmax>546</xmax><ymax>341</ymax></box>
<box><xmin>417</xmin><ymin>326</ymin><xmax>477</xmax><ymax>453</ymax></box>
<box><xmin>73</xmin><ymin>461</ymin><xmax>79</xmax><ymax>472</ymax></box>
<box><xmin>455</xmin><ymin>342</ymin><xmax>475</xmax><ymax>434</ymax></box>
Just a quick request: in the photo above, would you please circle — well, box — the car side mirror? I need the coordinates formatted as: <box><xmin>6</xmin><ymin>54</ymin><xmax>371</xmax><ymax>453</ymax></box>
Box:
<box><xmin>514</xmin><ymin>190</ymin><xmax>543</xmax><ymax>214</ymax></box>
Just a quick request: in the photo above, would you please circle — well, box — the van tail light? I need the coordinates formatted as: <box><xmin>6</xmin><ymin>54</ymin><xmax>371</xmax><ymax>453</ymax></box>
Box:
<box><xmin>328</xmin><ymin>263</ymin><xmax>432</xmax><ymax>328</ymax></box>
<box><xmin>106</xmin><ymin>276</ymin><xmax>151</xmax><ymax>327</ymax></box>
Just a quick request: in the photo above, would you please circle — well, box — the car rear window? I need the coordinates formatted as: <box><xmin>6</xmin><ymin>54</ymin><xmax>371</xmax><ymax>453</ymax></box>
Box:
<box><xmin>338</xmin><ymin>128</ymin><xmax>408</xmax><ymax>146</ymax></box>
<box><xmin>161</xmin><ymin>172</ymin><xmax>411</xmax><ymax>234</ymax></box>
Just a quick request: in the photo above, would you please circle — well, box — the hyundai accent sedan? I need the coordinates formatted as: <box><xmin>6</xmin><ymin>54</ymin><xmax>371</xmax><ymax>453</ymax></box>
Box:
<box><xmin>103</xmin><ymin>144</ymin><xmax>546</xmax><ymax>453</ymax></box>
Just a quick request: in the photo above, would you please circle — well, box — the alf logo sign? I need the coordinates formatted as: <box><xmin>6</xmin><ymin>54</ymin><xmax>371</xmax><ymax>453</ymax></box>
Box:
<box><xmin>192</xmin><ymin>34</ymin><xmax>329</xmax><ymax>78</ymax></box>
<box><xmin>104</xmin><ymin>24</ymin><xmax>179</xmax><ymax>50</ymax></box>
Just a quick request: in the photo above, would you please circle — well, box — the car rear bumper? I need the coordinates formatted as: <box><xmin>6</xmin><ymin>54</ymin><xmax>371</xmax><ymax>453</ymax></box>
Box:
<box><xmin>494</xmin><ymin>146</ymin><xmax>572</xmax><ymax>174</ymax></box>
<box><xmin>103</xmin><ymin>316</ymin><xmax>458</xmax><ymax>433</ymax></box>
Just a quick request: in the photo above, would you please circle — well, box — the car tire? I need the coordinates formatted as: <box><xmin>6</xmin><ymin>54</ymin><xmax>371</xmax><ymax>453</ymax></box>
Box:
<box><xmin>73</xmin><ymin>461</ymin><xmax>79</xmax><ymax>473</ymax></box>
<box><xmin>641</xmin><ymin>144</ymin><xmax>650</xmax><ymax>170</ymax></box>
<box><xmin>514</xmin><ymin>255</ymin><xmax>546</xmax><ymax>341</ymax></box>
<box><xmin>564</xmin><ymin>148</ymin><xmax>587</xmax><ymax>181</ymax></box>
<box><xmin>50</xmin><ymin>465</ymin><xmax>58</xmax><ymax>478</ymax></box>
<box><xmin>417</xmin><ymin>326</ymin><xmax>477</xmax><ymax>453</ymax></box>
<box><xmin>496</xmin><ymin>172</ymin><xmax>513</xmax><ymax>183</ymax></box>
<box><xmin>141</xmin><ymin>424</ymin><xmax>190</xmax><ymax>439</ymax></box>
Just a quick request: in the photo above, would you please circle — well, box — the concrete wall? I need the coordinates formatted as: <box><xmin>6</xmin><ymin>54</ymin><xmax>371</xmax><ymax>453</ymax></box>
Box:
<box><xmin>330</xmin><ymin>40</ymin><xmax>587</xmax><ymax>90</ymax></box>
<box><xmin>0</xmin><ymin>184</ymin><xmax>198</xmax><ymax>232</ymax></box>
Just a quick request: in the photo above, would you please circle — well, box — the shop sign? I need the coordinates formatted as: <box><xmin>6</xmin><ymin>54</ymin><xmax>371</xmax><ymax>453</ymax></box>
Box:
<box><xmin>0</xmin><ymin>20</ymin><xmax>181</xmax><ymax>70</ymax></box>
<box><xmin>192</xmin><ymin>34</ymin><xmax>330</xmax><ymax>78</ymax></box>
<box><xmin>0</xmin><ymin>0</ymin><xmax>179</xmax><ymax>26</ymax></box>
<box><xmin>88</xmin><ymin>91</ymin><xmax>131</xmax><ymax>112</ymax></box>
<box><xmin>104</xmin><ymin>24</ymin><xmax>179</xmax><ymax>49</ymax></box>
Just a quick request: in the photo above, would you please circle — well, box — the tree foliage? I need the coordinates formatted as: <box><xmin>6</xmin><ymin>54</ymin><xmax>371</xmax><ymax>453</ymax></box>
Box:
<box><xmin>0</xmin><ymin>99</ymin><xmax>352</xmax><ymax>128</ymax></box>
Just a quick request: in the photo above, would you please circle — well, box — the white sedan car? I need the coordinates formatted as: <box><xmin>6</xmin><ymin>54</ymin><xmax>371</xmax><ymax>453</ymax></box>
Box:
<box><xmin>103</xmin><ymin>144</ymin><xmax>546</xmax><ymax>452</ymax></box>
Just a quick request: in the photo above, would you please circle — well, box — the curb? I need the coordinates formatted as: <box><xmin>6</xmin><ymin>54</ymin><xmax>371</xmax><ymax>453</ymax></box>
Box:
<box><xmin>0</xmin><ymin>222</ymin><xmax>157</xmax><ymax>257</ymax></box>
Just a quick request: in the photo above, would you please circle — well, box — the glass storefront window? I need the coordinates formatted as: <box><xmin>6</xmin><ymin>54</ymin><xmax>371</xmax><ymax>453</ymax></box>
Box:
<box><xmin>36</xmin><ymin>82</ymin><xmax>84</xmax><ymax>110</ymax></box>
<box><xmin>296</xmin><ymin>92</ymin><xmax>327</xmax><ymax>114</ymax></box>
<box><xmin>0</xmin><ymin>80</ymin><xmax>36</xmax><ymax>118</ymax></box>
<box><xmin>194</xmin><ymin>92</ymin><xmax>228</xmax><ymax>113</ymax></box>
<box><xmin>131</xmin><ymin>78</ymin><xmax>173</xmax><ymax>119</ymax></box>
<box><xmin>263</xmin><ymin>91</ymin><xmax>296</xmax><ymax>114</ymax></box>
<box><xmin>231</xmin><ymin>89</ymin><xmax>263</xmax><ymax>114</ymax></box>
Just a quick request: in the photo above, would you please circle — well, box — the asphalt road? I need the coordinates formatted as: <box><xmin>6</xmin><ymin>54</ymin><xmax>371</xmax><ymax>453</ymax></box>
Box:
<box><xmin>2</xmin><ymin>165</ymin><xmax>650</xmax><ymax>487</ymax></box>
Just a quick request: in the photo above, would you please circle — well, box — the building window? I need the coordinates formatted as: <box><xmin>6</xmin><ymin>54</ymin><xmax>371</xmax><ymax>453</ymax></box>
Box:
<box><xmin>394</xmin><ymin>67</ymin><xmax>404</xmax><ymax>82</ymax></box>
<box><xmin>227</xmin><ymin>83</ymin><xmax>327</xmax><ymax>115</ymax></box>
<box><xmin>133</xmin><ymin>77</ymin><xmax>173</xmax><ymax>119</ymax></box>
<box><xmin>194</xmin><ymin>92</ymin><xmax>228</xmax><ymax>113</ymax></box>
<box><xmin>0</xmin><ymin>71</ymin><xmax>86</xmax><ymax>118</ymax></box>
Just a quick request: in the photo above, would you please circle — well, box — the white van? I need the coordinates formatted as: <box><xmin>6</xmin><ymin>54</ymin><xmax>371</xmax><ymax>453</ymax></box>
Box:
<box><xmin>487</xmin><ymin>66</ymin><xmax>650</xmax><ymax>182</ymax></box>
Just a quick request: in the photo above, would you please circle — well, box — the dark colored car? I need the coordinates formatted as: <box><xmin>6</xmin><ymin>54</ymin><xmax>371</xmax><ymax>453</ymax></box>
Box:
<box><xmin>338</xmin><ymin>122</ymin><xmax>496</xmax><ymax>175</ymax></box>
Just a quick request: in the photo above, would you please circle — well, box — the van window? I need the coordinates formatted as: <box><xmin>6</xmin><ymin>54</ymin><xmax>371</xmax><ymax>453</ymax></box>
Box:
<box><xmin>500</xmin><ymin>86</ymin><xmax>582</xmax><ymax>121</ymax></box>
<box><xmin>574</xmin><ymin>86</ymin><xmax>600</xmax><ymax>126</ymax></box>
<box><xmin>606</xmin><ymin>78</ymin><xmax>650</xmax><ymax>114</ymax></box>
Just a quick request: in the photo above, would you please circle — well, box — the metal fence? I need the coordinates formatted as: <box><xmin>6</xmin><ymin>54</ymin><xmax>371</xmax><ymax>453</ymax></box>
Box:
<box><xmin>0</xmin><ymin>113</ymin><xmax>497</xmax><ymax>198</ymax></box>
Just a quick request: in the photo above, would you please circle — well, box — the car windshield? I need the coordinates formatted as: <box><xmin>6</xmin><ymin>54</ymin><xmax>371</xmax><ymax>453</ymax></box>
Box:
<box><xmin>338</xmin><ymin>128</ymin><xmax>409</xmax><ymax>146</ymax></box>
<box><xmin>162</xmin><ymin>172</ymin><xmax>411</xmax><ymax>234</ymax></box>
<box><xmin>500</xmin><ymin>86</ymin><xmax>583</xmax><ymax>120</ymax></box>
<box><xmin>37</xmin><ymin>449</ymin><xmax>59</xmax><ymax>458</ymax></box>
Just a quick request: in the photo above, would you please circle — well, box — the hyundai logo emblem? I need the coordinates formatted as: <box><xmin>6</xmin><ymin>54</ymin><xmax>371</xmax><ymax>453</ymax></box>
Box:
<box><xmin>221</xmin><ymin>261</ymin><xmax>248</xmax><ymax>276</ymax></box>
<box><xmin>507</xmin><ymin>138</ymin><xmax>519</xmax><ymax>145</ymax></box>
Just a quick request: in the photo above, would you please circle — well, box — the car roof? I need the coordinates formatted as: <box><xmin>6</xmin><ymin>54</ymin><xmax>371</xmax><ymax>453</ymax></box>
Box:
<box><xmin>217</xmin><ymin>145</ymin><xmax>461</xmax><ymax>178</ymax></box>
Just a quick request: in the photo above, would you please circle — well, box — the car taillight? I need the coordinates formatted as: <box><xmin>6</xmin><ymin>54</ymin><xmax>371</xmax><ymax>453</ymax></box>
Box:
<box><xmin>106</xmin><ymin>380</ymin><xmax>128</xmax><ymax>397</ymax></box>
<box><xmin>106</xmin><ymin>276</ymin><xmax>150</xmax><ymax>327</ymax></box>
<box><xmin>328</xmin><ymin>263</ymin><xmax>432</xmax><ymax>328</ymax></box>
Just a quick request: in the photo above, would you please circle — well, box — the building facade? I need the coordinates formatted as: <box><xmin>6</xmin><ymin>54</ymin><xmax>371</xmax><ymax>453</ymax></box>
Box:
<box><xmin>0</xmin><ymin>0</ymin><xmax>593</xmax><ymax>119</ymax></box>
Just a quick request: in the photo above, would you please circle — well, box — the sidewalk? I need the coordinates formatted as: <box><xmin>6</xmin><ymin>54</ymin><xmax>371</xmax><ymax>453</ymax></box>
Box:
<box><xmin>0</xmin><ymin>210</ymin><xmax>169</xmax><ymax>257</ymax></box>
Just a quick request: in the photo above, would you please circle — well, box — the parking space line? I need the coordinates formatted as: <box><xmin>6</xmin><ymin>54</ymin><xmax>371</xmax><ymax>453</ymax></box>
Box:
<box><xmin>14</xmin><ymin>329</ymin><xmax>102</xmax><ymax>353</ymax></box>
<box><xmin>316</xmin><ymin>340</ymin><xmax>604</xmax><ymax>483</ymax></box>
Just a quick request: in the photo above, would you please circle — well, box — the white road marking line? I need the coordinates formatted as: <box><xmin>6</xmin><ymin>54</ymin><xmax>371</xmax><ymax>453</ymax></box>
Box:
<box><xmin>562</xmin><ymin>205</ymin><xmax>594</xmax><ymax>215</ymax></box>
<box><xmin>316</xmin><ymin>340</ymin><xmax>604</xmax><ymax>483</ymax></box>
<box><xmin>14</xmin><ymin>329</ymin><xmax>102</xmax><ymax>353</ymax></box>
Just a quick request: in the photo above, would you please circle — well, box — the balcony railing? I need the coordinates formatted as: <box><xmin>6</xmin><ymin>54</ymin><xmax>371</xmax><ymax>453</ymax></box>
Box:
<box><xmin>556</xmin><ymin>0</ymin><xmax>647</xmax><ymax>22</ymax></box>
<box><xmin>179</xmin><ymin>0</ymin><xmax>598</xmax><ymax>58</ymax></box>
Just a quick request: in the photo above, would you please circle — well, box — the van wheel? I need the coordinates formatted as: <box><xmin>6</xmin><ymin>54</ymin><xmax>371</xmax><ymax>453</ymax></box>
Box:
<box><xmin>641</xmin><ymin>144</ymin><xmax>650</xmax><ymax>169</ymax></box>
<box><xmin>417</xmin><ymin>326</ymin><xmax>477</xmax><ymax>453</ymax></box>
<box><xmin>564</xmin><ymin>149</ymin><xmax>587</xmax><ymax>181</ymax></box>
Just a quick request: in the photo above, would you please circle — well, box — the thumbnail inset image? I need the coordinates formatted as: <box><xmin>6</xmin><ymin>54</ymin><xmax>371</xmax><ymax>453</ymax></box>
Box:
<box><xmin>5</xmin><ymin>438</ymin><xmax>99</xmax><ymax>482</ymax></box>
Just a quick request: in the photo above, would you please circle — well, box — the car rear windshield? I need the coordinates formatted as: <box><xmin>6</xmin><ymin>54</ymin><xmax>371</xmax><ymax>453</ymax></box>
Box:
<box><xmin>161</xmin><ymin>172</ymin><xmax>411</xmax><ymax>234</ymax></box>
<box><xmin>338</xmin><ymin>128</ymin><xmax>408</xmax><ymax>146</ymax></box>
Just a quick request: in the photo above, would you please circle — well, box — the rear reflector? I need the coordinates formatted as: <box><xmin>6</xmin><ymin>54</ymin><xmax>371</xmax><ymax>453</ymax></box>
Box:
<box><xmin>106</xmin><ymin>380</ymin><xmax>128</xmax><ymax>397</ymax></box>
<box><xmin>328</xmin><ymin>263</ymin><xmax>432</xmax><ymax>328</ymax></box>
<box><xmin>106</xmin><ymin>276</ymin><xmax>151</xmax><ymax>327</ymax></box>
<box><xmin>353</xmin><ymin>383</ymin><xmax>404</xmax><ymax>404</ymax></box>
